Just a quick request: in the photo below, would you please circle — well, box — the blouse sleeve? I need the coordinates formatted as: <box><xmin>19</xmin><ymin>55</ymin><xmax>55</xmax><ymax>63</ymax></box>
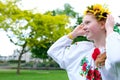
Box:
<box><xmin>106</xmin><ymin>32</ymin><xmax>120</xmax><ymax>65</ymax></box>
<box><xmin>47</xmin><ymin>35</ymin><xmax>73</xmax><ymax>69</ymax></box>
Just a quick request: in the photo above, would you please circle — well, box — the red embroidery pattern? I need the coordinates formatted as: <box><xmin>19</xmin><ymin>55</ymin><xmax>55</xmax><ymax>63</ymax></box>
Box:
<box><xmin>80</xmin><ymin>48</ymin><xmax>102</xmax><ymax>80</ymax></box>
<box><xmin>92</xmin><ymin>48</ymin><xmax>100</xmax><ymax>61</ymax></box>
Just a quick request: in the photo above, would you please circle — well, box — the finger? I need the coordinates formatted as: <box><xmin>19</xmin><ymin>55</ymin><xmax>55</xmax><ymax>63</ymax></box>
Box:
<box><xmin>79</xmin><ymin>24</ymin><xmax>84</xmax><ymax>28</ymax></box>
<box><xmin>97</xmin><ymin>54</ymin><xmax>101</xmax><ymax>58</ymax></box>
<box><xmin>101</xmin><ymin>61</ymin><xmax>105</xmax><ymax>66</ymax></box>
<box><xmin>77</xmin><ymin>24</ymin><xmax>84</xmax><ymax>29</ymax></box>
<box><xmin>95</xmin><ymin>58</ymin><xmax>105</xmax><ymax>67</ymax></box>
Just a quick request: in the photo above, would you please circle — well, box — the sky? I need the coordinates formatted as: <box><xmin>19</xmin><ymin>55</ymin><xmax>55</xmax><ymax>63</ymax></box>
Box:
<box><xmin>0</xmin><ymin>0</ymin><xmax>120</xmax><ymax>56</ymax></box>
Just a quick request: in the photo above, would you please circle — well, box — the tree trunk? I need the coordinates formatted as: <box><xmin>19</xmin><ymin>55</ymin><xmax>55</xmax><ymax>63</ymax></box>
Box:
<box><xmin>16</xmin><ymin>53</ymin><xmax>23</xmax><ymax>74</ymax></box>
<box><xmin>16</xmin><ymin>41</ymin><xmax>27</xmax><ymax>75</ymax></box>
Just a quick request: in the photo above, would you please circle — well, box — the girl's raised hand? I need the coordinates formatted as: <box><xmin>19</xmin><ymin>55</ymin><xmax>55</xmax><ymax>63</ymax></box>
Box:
<box><xmin>68</xmin><ymin>24</ymin><xmax>86</xmax><ymax>39</ymax></box>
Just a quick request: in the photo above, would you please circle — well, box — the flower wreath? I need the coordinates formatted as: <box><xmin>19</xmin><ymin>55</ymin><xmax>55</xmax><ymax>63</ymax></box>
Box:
<box><xmin>84</xmin><ymin>4</ymin><xmax>111</xmax><ymax>21</ymax></box>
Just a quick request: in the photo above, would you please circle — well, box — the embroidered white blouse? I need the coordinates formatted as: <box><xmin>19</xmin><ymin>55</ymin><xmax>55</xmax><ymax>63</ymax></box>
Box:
<box><xmin>47</xmin><ymin>32</ymin><xmax>120</xmax><ymax>80</ymax></box>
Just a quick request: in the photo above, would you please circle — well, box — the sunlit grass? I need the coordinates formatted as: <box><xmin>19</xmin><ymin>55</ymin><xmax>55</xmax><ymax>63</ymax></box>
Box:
<box><xmin>0</xmin><ymin>69</ymin><xmax>68</xmax><ymax>80</ymax></box>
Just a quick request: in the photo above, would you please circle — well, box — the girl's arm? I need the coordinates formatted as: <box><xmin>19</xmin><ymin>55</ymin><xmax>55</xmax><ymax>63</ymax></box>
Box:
<box><xmin>47</xmin><ymin>35</ymin><xmax>73</xmax><ymax>69</ymax></box>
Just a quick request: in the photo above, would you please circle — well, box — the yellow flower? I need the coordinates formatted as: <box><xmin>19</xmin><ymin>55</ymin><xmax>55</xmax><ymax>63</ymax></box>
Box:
<box><xmin>93</xmin><ymin>4</ymin><xmax>103</xmax><ymax>11</ymax></box>
<box><xmin>84</xmin><ymin>4</ymin><xmax>111</xmax><ymax>21</ymax></box>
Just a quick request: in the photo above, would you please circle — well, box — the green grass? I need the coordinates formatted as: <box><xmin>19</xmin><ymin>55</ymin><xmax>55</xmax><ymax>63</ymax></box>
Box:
<box><xmin>0</xmin><ymin>69</ymin><xmax>68</xmax><ymax>80</ymax></box>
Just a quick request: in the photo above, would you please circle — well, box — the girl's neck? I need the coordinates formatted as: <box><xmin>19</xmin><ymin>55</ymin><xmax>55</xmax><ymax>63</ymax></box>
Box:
<box><xmin>94</xmin><ymin>41</ymin><xmax>105</xmax><ymax>48</ymax></box>
<box><xmin>94</xmin><ymin>34</ymin><xmax>106</xmax><ymax>48</ymax></box>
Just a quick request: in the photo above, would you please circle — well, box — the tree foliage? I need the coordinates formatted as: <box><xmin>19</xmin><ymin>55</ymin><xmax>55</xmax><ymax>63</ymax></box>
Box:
<box><xmin>29</xmin><ymin>13</ymin><xmax>71</xmax><ymax>60</ymax></box>
<box><xmin>0</xmin><ymin>0</ymin><xmax>71</xmax><ymax>74</ymax></box>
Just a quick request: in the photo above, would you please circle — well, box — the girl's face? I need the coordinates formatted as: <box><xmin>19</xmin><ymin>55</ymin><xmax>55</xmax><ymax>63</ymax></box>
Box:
<box><xmin>82</xmin><ymin>14</ymin><xmax>105</xmax><ymax>40</ymax></box>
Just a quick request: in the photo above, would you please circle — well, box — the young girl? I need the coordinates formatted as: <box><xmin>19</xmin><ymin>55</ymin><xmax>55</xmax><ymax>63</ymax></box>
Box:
<box><xmin>47</xmin><ymin>4</ymin><xmax>120</xmax><ymax>80</ymax></box>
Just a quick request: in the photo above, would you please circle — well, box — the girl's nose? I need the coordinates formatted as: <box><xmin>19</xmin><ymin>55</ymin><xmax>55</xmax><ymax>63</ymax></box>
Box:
<box><xmin>83</xmin><ymin>25</ymin><xmax>87</xmax><ymax>31</ymax></box>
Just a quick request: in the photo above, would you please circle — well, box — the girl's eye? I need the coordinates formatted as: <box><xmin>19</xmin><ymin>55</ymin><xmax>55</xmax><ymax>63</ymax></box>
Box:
<box><xmin>85</xmin><ymin>21</ymin><xmax>90</xmax><ymax>24</ymax></box>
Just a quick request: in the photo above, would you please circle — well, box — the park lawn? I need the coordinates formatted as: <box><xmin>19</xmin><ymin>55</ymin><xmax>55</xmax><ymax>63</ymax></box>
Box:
<box><xmin>0</xmin><ymin>69</ymin><xmax>68</xmax><ymax>80</ymax></box>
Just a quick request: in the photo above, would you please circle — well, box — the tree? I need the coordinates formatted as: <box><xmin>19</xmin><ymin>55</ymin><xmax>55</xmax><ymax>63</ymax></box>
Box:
<box><xmin>0</xmin><ymin>0</ymin><xmax>71</xmax><ymax>74</ymax></box>
<box><xmin>53</xmin><ymin>3</ymin><xmax>77</xmax><ymax>18</ymax></box>
<box><xmin>30</xmin><ymin>3</ymin><xmax>76</xmax><ymax>62</ymax></box>
<box><xmin>28</xmin><ymin>12</ymin><xmax>71</xmax><ymax>63</ymax></box>
<box><xmin>51</xmin><ymin>3</ymin><xmax>88</xmax><ymax>42</ymax></box>
<box><xmin>31</xmin><ymin>43</ymin><xmax>50</xmax><ymax>62</ymax></box>
<box><xmin>0</xmin><ymin>0</ymin><xmax>34</xmax><ymax>74</ymax></box>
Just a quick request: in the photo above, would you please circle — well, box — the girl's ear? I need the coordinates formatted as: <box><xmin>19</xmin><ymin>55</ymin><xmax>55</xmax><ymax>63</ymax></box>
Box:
<box><xmin>99</xmin><ymin>21</ymin><xmax>105</xmax><ymax>29</ymax></box>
